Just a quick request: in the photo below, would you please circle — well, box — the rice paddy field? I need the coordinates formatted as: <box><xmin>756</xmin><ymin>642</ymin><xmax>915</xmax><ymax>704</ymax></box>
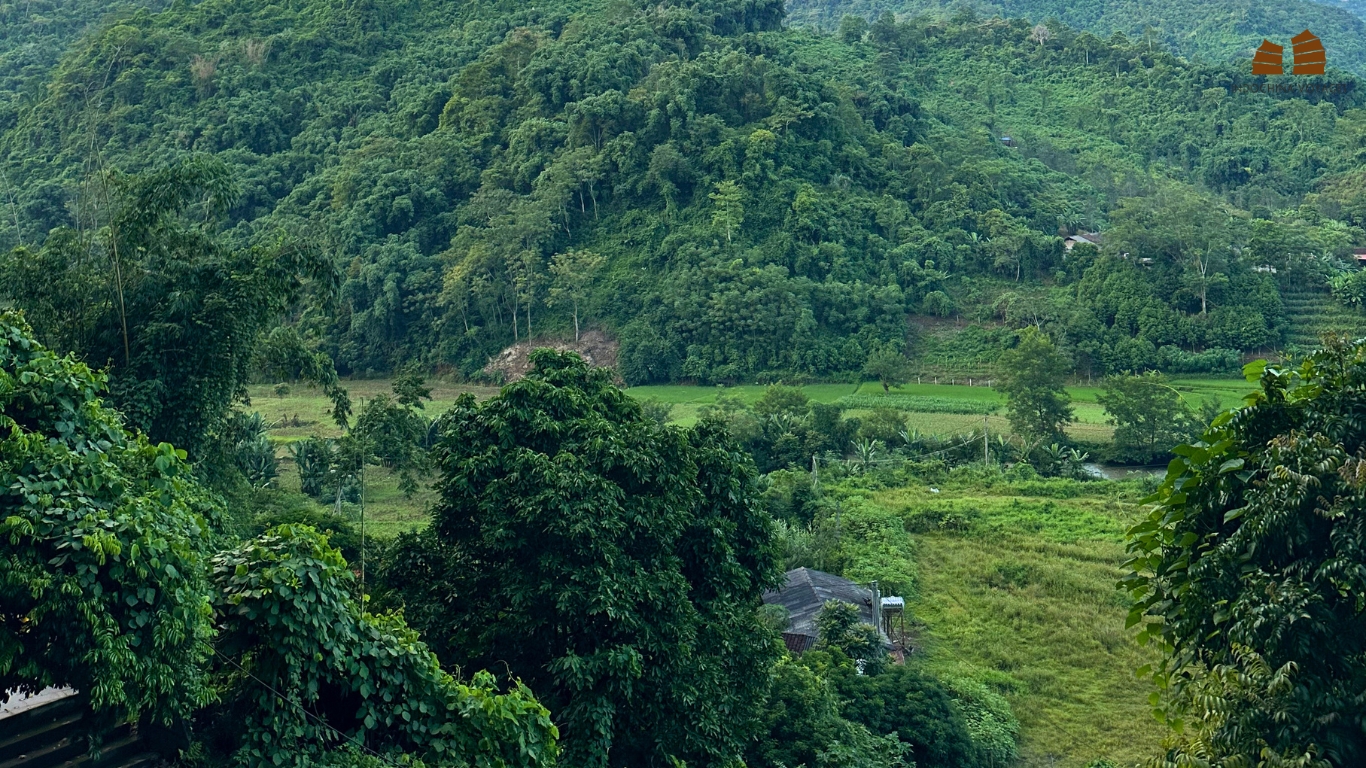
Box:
<box><xmin>241</xmin><ymin>374</ymin><xmax>1250</xmax><ymax>765</ymax></box>
<box><xmin>243</xmin><ymin>375</ymin><xmax>1252</xmax><ymax>537</ymax></box>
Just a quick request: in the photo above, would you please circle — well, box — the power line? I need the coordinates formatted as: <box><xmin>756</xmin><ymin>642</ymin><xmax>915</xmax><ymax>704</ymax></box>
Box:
<box><xmin>209</xmin><ymin>646</ymin><xmax>408</xmax><ymax>768</ymax></box>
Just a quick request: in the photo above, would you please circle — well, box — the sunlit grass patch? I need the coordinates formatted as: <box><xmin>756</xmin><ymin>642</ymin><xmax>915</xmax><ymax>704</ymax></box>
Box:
<box><xmin>838</xmin><ymin>482</ymin><xmax>1163</xmax><ymax>767</ymax></box>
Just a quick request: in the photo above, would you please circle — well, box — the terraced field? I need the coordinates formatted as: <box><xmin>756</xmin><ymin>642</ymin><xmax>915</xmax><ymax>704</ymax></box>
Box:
<box><xmin>1280</xmin><ymin>284</ymin><xmax>1366</xmax><ymax>351</ymax></box>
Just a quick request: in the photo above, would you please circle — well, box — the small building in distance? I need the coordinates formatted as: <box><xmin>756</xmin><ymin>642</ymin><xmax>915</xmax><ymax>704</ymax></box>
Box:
<box><xmin>1354</xmin><ymin>247</ymin><xmax>1366</xmax><ymax>266</ymax></box>
<box><xmin>1064</xmin><ymin>232</ymin><xmax>1102</xmax><ymax>252</ymax></box>
<box><xmin>999</xmin><ymin>136</ymin><xmax>1016</xmax><ymax>147</ymax></box>
<box><xmin>762</xmin><ymin>567</ymin><xmax>902</xmax><ymax>654</ymax></box>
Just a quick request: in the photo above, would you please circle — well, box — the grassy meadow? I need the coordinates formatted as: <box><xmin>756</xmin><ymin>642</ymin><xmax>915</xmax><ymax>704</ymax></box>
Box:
<box><xmin>830</xmin><ymin>471</ymin><xmax>1164</xmax><ymax>767</ymax></box>
<box><xmin>242</xmin><ymin>375</ymin><xmax>1252</xmax><ymax>537</ymax></box>
<box><xmin>239</xmin><ymin>375</ymin><xmax>1245</xmax><ymax>765</ymax></box>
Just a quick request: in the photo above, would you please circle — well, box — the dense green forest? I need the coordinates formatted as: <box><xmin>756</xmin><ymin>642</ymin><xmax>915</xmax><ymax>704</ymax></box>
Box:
<box><xmin>1</xmin><ymin>0</ymin><xmax>1364</xmax><ymax>387</ymax></box>
<box><xmin>4</xmin><ymin>0</ymin><xmax>1366</xmax><ymax>766</ymax></box>
<box><xmin>787</xmin><ymin>0</ymin><xmax>1366</xmax><ymax>76</ymax></box>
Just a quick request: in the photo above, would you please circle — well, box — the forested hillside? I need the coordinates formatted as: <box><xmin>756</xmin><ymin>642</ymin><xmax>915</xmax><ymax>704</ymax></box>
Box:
<box><xmin>1318</xmin><ymin>0</ymin><xmax>1366</xmax><ymax>22</ymax></box>
<box><xmin>786</xmin><ymin>0</ymin><xmax>1366</xmax><ymax>76</ymax></box>
<box><xmin>0</xmin><ymin>0</ymin><xmax>163</xmax><ymax>117</ymax></box>
<box><xmin>5</xmin><ymin>3</ymin><xmax>1366</xmax><ymax>765</ymax></box>
<box><xmin>1</xmin><ymin>0</ymin><xmax>1363</xmax><ymax>388</ymax></box>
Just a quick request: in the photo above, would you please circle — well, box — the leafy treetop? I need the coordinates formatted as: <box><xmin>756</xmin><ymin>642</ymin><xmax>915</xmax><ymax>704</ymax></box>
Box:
<box><xmin>385</xmin><ymin>349</ymin><xmax>782</xmax><ymax>768</ymax></box>
<box><xmin>1124</xmin><ymin>341</ymin><xmax>1366</xmax><ymax>765</ymax></box>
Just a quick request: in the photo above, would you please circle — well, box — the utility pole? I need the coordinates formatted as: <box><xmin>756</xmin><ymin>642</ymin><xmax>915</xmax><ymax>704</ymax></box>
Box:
<box><xmin>870</xmin><ymin>580</ymin><xmax>881</xmax><ymax>639</ymax></box>
<box><xmin>360</xmin><ymin>455</ymin><xmax>365</xmax><ymax>601</ymax></box>
<box><xmin>358</xmin><ymin>397</ymin><xmax>366</xmax><ymax>603</ymax></box>
<box><xmin>983</xmin><ymin>415</ymin><xmax>990</xmax><ymax>465</ymax></box>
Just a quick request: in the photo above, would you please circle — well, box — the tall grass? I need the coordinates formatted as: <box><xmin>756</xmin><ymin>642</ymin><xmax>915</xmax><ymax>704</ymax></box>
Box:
<box><xmin>819</xmin><ymin>472</ymin><xmax>1162</xmax><ymax>767</ymax></box>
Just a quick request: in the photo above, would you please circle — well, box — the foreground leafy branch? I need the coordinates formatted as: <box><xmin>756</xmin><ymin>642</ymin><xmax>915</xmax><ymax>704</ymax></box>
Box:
<box><xmin>1124</xmin><ymin>341</ymin><xmax>1366</xmax><ymax>766</ymax></box>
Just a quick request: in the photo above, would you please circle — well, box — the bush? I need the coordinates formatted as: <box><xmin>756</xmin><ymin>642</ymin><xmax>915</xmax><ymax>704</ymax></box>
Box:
<box><xmin>0</xmin><ymin>312</ymin><xmax>217</xmax><ymax>726</ymax></box>
<box><xmin>1329</xmin><ymin>269</ymin><xmax>1366</xmax><ymax>308</ymax></box>
<box><xmin>748</xmin><ymin>657</ymin><xmax>910</xmax><ymax>768</ymax></box>
<box><xmin>636</xmin><ymin>397</ymin><xmax>674</xmax><ymax>424</ymax></box>
<box><xmin>289</xmin><ymin>436</ymin><xmax>335</xmax><ymax>498</ymax></box>
<box><xmin>836</xmin><ymin>664</ymin><xmax>981</xmax><ymax>768</ymax></box>
<box><xmin>945</xmin><ymin>677</ymin><xmax>1019</xmax><ymax>767</ymax></box>
<box><xmin>1155</xmin><ymin>345</ymin><xmax>1241</xmax><ymax>374</ymax></box>
<box><xmin>225</xmin><ymin>412</ymin><xmax>279</xmax><ymax>488</ymax></box>
<box><xmin>209</xmin><ymin>525</ymin><xmax>558</xmax><ymax>768</ymax></box>
<box><xmin>859</xmin><ymin>407</ymin><xmax>908</xmax><ymax>445</ymax></box>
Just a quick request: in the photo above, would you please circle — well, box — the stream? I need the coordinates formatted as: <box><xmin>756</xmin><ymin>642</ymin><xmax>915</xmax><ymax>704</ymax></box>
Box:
<box><xmin>1081</xmin><ymin>462</ymin><xmax>1167</xmax><ymax>481</ymax></box>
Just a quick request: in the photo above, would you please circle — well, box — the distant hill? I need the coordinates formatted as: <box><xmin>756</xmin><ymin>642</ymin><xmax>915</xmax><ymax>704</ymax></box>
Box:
<box><xmin>1310</xmin><ymin>0</ymin><xmax>1366</xmax><ymax>21</ymax></box>
<box><xmin>0</xmin><ymin>0</ymin><xmax>165</xmax><ymax>130</ymax></box>
<box><xmin>1</xmin><ymin>0</ymin><xmax>1363</xmax><ymax>388</ymax></box>
<box><xmin>784</xmin><ymin>0</ymin><xmax>1366</xmax><ymax>75</ymax></box>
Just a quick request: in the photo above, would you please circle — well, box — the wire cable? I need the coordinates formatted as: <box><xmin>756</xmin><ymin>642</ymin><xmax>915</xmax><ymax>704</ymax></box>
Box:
<box><xmin>209</xmin><ymin>645</ymin><xmax>408</xmax><ymax>767</ymax></box>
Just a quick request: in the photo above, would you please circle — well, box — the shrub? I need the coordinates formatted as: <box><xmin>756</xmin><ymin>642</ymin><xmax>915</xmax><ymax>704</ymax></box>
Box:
<box><xmin>836</xmin><ymin>664</ymin><xmax>980</xmax><ymax>768</ymax></box>
<box><xmin>0</xmin><ymin>312</ymin><xmax>217</xmax><ymax>725</ymax></box>
<box><xmin>945</xmin><ymin>677</ymin><xmax>1019</xmax><ymax>767</ymax></box>
<box><xmin>210</xmin><ymin>525</ymin><xmax>558</xmax><ymax>768</ymax></box>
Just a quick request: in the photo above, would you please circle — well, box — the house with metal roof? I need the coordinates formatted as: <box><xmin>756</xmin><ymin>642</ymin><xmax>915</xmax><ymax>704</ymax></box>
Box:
<box><xmin>761</xmin><ymin>568</ymin><xmax>903</xmax><ymax>654</ymax></box>
<box><xmin>1063</xmin><ymin>232</ymin><xmax>1102</xmax><ymax>251</ymax></box>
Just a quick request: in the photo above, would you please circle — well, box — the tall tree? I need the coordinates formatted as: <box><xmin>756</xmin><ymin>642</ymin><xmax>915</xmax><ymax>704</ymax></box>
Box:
<box><xmin>863</xmin><ymin>346</ymin><xmax>911</xmax><ymax>392</ymax></box>
<box><xmin>710</xmin><ymin>180</ymin><xmax>745</xmax><ymax>244</ymax></box>
<box><xmin>1096</xmin><ymin>372</ymin><xmax>1194</xmax><ymax>463</ymax></box>
<box><xmin>0</xmin><ymin>158</ymin><xmax>348</xmax><ymax>459</ymax></box>
<box><xmin>549</xmin><ymin>249</ymin><xmax>605</xmax><ymax>342</ymax></box>
<box><xmin>1124</xmin><ymin>342</ymin><xmax>1366</xmax><ymax>765</ymax></box>
<box><xmin>384</xmin><ymin>350</ymin><xmax>781</xmax><ymax>768</ymax></box>
<box><xmin>995</xmin><ymin>328</ymin><xmax>1074</xmax><ymax>444</ymax></box>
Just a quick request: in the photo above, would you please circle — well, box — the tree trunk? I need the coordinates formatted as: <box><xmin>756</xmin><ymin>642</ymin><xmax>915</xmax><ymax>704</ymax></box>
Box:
<box><xmin>573</xmin><ymin>298</ymin><xmax>580</xmax><ymax>342</ymax></box>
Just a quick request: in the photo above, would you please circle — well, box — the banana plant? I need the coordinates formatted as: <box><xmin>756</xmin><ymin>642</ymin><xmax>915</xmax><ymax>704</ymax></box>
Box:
<box><xmin>852</xmin><ymin>438</ymin><xmax>884</xmax><ymax>472</ymax></box>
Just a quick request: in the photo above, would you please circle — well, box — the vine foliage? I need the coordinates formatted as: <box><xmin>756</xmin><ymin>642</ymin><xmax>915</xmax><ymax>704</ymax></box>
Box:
<box><xmin>212</xmin><ymin>524</ymin><xmax>559</xmax><ymax>768</ymax></box>
<box><xmin>0</xmin><ymin>311</ymin><xmax>217</xmax><ymax>724</ymax></box>
<box><xmin>1124</xmin><ymin>339</ymin><xmax>1366</xmax><ymax>765</ymax></box>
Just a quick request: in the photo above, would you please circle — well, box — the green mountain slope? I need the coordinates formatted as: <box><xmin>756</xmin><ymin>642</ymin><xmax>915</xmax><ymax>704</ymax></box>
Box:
<box><xmin>0</xmin><ymin>0</ymin><xmax>1363</xmax><ymax>385</ymax></box>
<box><xmin>0</xmin><ymin>0</ymin><xmax>165</xmax><ymax>113</ymax></box>
<box><xmin>785</xmin><ymin>0</ymin><xmax>1366</xmax><ymax>76</ymax></box>
<box><xmin>1312</xmin><ymin>0</ymin><xmax>1366</xmax><ymax>21</ymax></box>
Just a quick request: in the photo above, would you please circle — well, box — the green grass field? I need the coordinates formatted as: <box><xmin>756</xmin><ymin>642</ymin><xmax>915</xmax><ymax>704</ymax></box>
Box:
<box><xmin>243</xmin><ymin>375</ymin><xmax>1252</xmax><ymax>541</ymax></box>
<box><xmin>831</xmin><ymin>473</ymin><xmax>1164</xmax><ymax>768</ymax></box>
<box><xmin>243</xmin><ymin>374</ymin><xmax>1239</xmax><ymax>765</ymax></box>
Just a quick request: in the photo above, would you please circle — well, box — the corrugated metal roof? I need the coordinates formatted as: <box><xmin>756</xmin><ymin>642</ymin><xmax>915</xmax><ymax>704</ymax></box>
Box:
<box><xmin>761</xmin><ymin>567</ymin><xmax>876</xmax><ymax>643</ymax></box>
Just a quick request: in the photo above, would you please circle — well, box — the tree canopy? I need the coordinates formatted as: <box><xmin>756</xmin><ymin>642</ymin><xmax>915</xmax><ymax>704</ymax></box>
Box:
<box><xmin>2</xmin><ymin>0</ymin><xmax>1362</xmax><ymax>385</ymax></box>
<box><xmin>0</xmin><ymin>157</ymin><xmax>349</xmax><ymax>460</ymax></box>
<box><xmin>385</xmin><ymin>349</ymin><xmax>782</xmax><ymax>767</ymax></box>
<box><xmin>1096</xmin><ymin>372</ymin><xmax>1194</xmax><ymax>463</ymax></box>
<box><xmin>1125</xmin><ymin>343</ymin><xmax>1366</xmax><ymax>764</ymax></box>
<box><xmin>995</xmin><ymin>328</ymin><xmax>1074</xmax><ymax>444</ymax></box>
